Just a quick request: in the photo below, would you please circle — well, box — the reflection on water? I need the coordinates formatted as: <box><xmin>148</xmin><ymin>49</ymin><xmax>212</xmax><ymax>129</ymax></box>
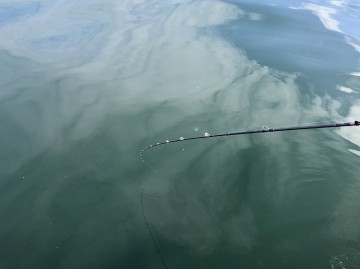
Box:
<box><xmin>0</xmin><ymin>0</ymin><xmax>359</xmax><ymax>268</ymax></box>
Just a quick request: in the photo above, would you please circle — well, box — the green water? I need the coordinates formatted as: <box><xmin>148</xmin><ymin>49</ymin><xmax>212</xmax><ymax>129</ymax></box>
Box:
<box><xmin>0</xmin><ymin>0</ymin><xmax>360</xmax><ymax>268</ymax></box>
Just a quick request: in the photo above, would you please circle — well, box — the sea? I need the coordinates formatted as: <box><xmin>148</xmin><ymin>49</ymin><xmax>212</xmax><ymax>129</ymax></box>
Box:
<box><xmin>0</xmin><ymin>0</ymin><xmax>360</xmax><ymax>268</ymax></box>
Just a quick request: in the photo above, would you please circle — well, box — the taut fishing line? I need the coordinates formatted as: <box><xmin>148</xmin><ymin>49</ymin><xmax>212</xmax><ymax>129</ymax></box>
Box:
<box><xmin>140</xmin><ymin>120</ymin><xmax>359</xmax><ymax>268</ymax></box>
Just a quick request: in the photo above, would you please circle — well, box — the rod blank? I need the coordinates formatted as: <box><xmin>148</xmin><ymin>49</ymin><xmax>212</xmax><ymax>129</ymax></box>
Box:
<box><xmin>140</xmin><ymin>121</ymin><xmax>359</xmax><ymax>160</ymax></box>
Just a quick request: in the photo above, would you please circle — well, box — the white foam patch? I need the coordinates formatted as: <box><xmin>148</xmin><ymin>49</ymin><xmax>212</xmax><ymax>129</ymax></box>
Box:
<box><xmin>337</xmin><ymin>102</ymin><xmax>360</xmax><ymax>148</ymax></box>
<box><xmin>348</xmin><ymin>149</ymin><xmax>360</xmax><ymax>157</ymax></box>
<box><xmin>302</xmin><ymin>4</ymin><xmax>341</xmax><ymax>32</ymax></box>
<box><xmin>350</xmin><ymin>72</ymin><xmax>360</xmax><ymax>76</ymax></box>
<box><xmin>337</xmin><ymin>85</ymin><xmax>356</xmax><ymax>93</ymax></box>
<box><xmin>292</xmin><ymin>1</ymin><xmax>360</xmax><ymax>54</ymax></box>
<box><xmin>345</xmin><ymin>36</ymin><xmax>360</xmax><ymax>53</ymax></box>
<box><xmin>331</xmin><ymin>0</ymin><xmax>347</xmax><ymax>7</ymax></box>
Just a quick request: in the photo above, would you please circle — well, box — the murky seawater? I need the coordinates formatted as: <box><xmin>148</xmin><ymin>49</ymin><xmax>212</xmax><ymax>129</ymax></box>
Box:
<box><xmin>0</xmin><ymin>0</ymin><xmax>360</xmax><ymax>268</ymax></box>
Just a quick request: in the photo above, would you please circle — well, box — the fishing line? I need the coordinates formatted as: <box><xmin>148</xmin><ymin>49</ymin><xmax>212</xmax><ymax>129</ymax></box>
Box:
<box><xmin>141</xmin><ymin>188</ymin><xmax>170</xmax><ymax>269</ymax></box>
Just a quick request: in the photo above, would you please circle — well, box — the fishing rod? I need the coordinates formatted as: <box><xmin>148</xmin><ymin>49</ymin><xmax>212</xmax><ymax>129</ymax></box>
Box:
<box><xmin>140</xmin><ymin>121</ymin><xmax>359</xmax><ymax>160</ymax></box>
<box><xmin>140</xmin><ymin>120</ymin><xmax>359</xmax><ymax>268</ymax></box>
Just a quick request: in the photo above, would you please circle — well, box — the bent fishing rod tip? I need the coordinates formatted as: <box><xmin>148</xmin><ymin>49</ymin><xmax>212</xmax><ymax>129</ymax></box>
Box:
<box><xmin>140</xmin><ymin>120</ymin><xmax>360</xmax><ymax>159</ymax></box>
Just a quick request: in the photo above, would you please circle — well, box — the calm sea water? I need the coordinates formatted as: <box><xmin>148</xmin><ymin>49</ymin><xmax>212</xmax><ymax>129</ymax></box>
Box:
<box><xmin>0</xmin><ymin>0</ymin><xmax>360</xmax><ymax>268</ymax></box>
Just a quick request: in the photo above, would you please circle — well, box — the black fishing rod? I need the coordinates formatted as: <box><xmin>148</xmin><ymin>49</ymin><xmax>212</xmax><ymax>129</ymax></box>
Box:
<box><xmin>140</xmin><ymin>121</ymin><xmax>359</xmax><ymax>160</ymax></box>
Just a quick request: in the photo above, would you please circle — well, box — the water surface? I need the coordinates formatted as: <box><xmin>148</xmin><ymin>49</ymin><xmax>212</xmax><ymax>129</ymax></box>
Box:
<box><xmin>0</xmin><ymin>0</ymin><xmax>360</xmax><ymax>268</ymax></box>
